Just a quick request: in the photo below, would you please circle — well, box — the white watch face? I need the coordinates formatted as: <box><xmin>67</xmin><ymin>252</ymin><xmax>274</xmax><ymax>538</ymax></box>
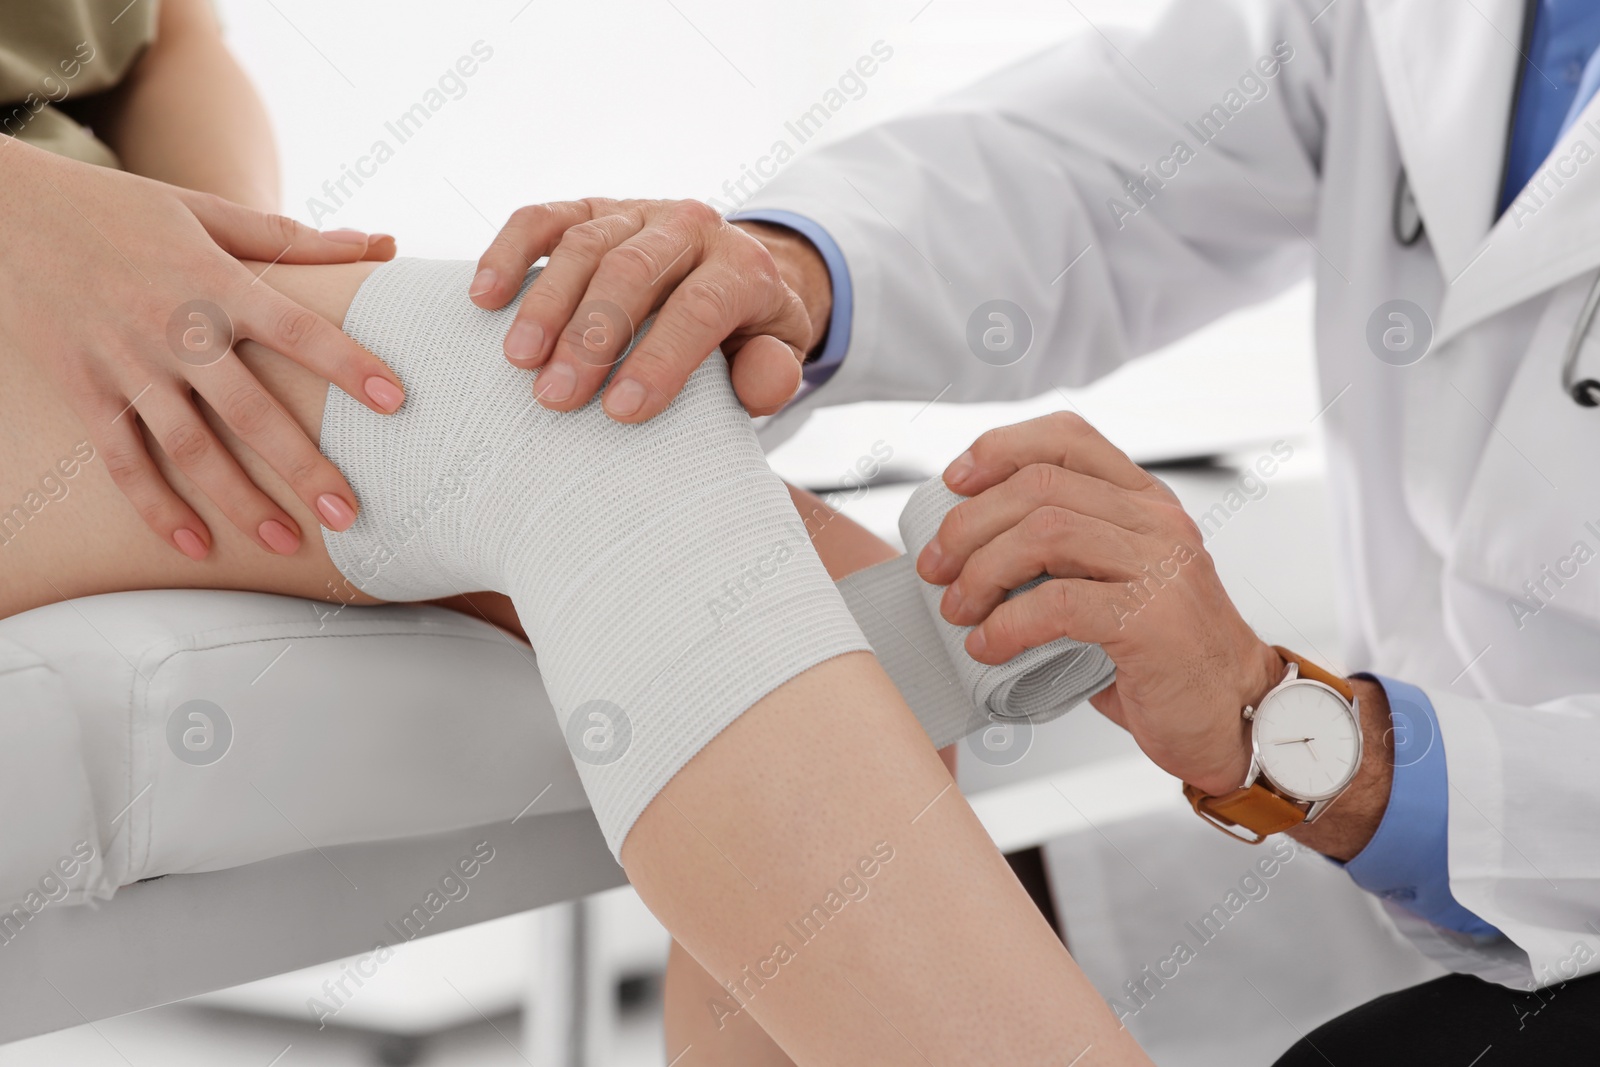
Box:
<box><xmin>1253</xmin><ymin>682</ymin><xmax>1360</xmax><ymax>801</ymax></box>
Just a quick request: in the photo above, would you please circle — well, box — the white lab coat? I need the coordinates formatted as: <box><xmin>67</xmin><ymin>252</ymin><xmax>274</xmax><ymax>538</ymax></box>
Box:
<box><xmin>744</xmin><ymin>0</ymin><xmax>1600</xmax><ymax>991</ymax></box>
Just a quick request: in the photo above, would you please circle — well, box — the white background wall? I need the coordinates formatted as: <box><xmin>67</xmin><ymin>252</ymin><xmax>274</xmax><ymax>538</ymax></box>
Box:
<box><xmin>217</xmin><ymin>0</ymin><xmax>1318</xmax><ymax>485</ymax></box>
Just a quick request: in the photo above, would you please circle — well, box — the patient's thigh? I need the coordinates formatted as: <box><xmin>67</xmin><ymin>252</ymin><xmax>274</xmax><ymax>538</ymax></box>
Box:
<box><xmin>0</xmin><ymin>335</ymin><xmax>364</xmax><ymax>619</ymax></box>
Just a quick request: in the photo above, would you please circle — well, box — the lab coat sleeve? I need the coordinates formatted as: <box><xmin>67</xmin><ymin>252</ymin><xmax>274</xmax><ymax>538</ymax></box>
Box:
<box><xmin>742</xmin><ymin>0</ymin><xmax>1335</xmax><ymax>447</ymax></box>
<box><xmin>1410</xmin><ymin>687</ymin><xmax>1600</xmax><ymax>990</ymax></box>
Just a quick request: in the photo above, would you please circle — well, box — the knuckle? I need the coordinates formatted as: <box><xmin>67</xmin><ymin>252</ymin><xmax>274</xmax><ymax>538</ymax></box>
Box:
<box><xmin>605</xmin><ymin>241</ymin><xmax>661</xmax><ymax>282</ymax></box>
<box><xmin>223</xmin><ymin>385</ymin><xmax>275</xmax><ymax>436</ymax></box>
<box><xmin>678</xmin><ymin>279</ymin><xmax>735</xmax><ymax>334</ymax></box>
<box><xmin>136</xmin><ymin>498</ymin><xmax>173</xmax><ymax>530</ymax></box>
<box><xmin>1044</xmin><ymin>579</ymin><xmax>1075</xmax><ymax>620</ymax></box>
<box><xmin>1047</xmin><ymin>409</ymin><xmax>1088</xmax><ymax>435</ymax></box>
<box><xmin>508</xmin><ymin>203</ymin><xmax>550</xmax><ymax>230</ymax></box>
<box><xmin>560</xmin><ymin>221</ymin><xmax>612</xmax><ymax>259</ymax></box>
<box><xmin>669</xmin><ymin>198</ymin><xmax>721</xmax><ymax>231</ymax></box>
<box><xmin>270</xmin><ymin>303</ymin><xmax>321</xmax><ymax>349</ymax></box>
<box><xmin>265</xmin><ymin>212</ymin><xmax>303</xmax><ymax>247</ymax></box>
<box><xmin>730</xmin><ymin>233</ymin><xmax>778</xmax><ymax>275</ymax></box>
<box><xmin>163</xmin><ymin>422</ymin><xmax>214</xmax><ymax>467</ymax></box>
<box><xmin>1020</xmin><ymin>462</ymin><xmax>1060</xmax><ymax>499</ymax></box>
<box><xmin>1159</xmin><ymin>501</ymin><xmax>1204</xmax><ymax>543</ymax></box>
<box><xmin>990</xmin><ymin>605</ymin><xmax>1025</xmax><ymax>647</ymax></box>
<box><xmin>281</xmin><ymin>448</ymin><xmax>322</xmax><ymax>488</ymax></box>
<box><xmin>101</xmin><ymin>444</ymin><xmax>150</xmax><ymax>487</ymax></box>
<box><xmin>1027</xmin><ymin>504</ymin><xmax>1073</xmax><ymax>540</ymax></box>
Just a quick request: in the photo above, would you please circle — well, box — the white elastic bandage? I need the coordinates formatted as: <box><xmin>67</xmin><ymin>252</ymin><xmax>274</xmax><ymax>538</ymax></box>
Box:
<box><xmin>322</xmin><ymin>260</ymin><xmax>871</xmax><ymax>857</ymax></box>
<box><xmin>838</xmin><ymin>481</ymin><xmax>1116</xmax><ymax>749</ymax></box>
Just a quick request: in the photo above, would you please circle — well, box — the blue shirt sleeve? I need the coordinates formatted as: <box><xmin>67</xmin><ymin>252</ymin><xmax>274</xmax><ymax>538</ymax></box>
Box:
<box><xmin>1339</xmin><ymin>674</ymin><xmax>1502</xmax><ymax>938</ymax></box>
<box><xmin>725</xmin><ymin>209</ymin><xmax>852</xmax><ymax>389</ymax></box>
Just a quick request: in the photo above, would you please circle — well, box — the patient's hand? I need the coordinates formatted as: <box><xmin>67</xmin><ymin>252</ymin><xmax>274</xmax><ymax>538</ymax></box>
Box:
<box><xmin>470</xmin><ymin>198</ymin><xmax>829</xmax><ymax>422</ymax></box>
<box><xmin>1</xmin><ymin>142</ymin><xmax>398</xmax><ymax>560</ymax></box>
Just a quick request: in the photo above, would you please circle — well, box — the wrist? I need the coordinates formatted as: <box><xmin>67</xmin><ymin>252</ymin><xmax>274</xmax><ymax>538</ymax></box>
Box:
<box><xmin>733</xmin><ymin>220</ymin><xmax>833</xmax><ymax>355</ymax></box>
<box><xmin>1186</xmin><ymin>641</ymin><xmax>1285</xmax><ymax>796</ymax></box>
<box><xmin>1289</xmin><ymin>676</ymin><xmax>1394</xmax><ymax>861</ymax></box>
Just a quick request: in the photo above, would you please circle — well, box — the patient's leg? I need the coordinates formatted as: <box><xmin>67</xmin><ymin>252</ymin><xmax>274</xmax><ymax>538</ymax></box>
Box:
<box><xmin>0</xmin><ymin>261</ymin><xmax>1147</xmax><ymax>1066</ymax></box>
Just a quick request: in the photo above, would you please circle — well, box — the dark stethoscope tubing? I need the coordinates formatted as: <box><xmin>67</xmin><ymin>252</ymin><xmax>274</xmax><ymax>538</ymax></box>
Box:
<box><xmin>1390</xmin><ymin>0</ymin><xmax>1600</xmax><ymax>405</ymax></box>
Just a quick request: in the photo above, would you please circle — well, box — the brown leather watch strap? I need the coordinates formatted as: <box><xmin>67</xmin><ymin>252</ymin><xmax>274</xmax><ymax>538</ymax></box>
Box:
<box><xmin>1273</xmin><ymin>645</ymin><xmax>1354</xmax><ymax>700</ymax></box>
<box><xmin>1183</xmin><ymin>782</ymin><xmax>1308</xmax><ymax>844</ymax></box>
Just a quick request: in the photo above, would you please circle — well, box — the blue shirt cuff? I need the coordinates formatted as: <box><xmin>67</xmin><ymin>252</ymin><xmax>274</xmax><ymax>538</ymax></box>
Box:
<box><xmin>725</xmin><ymin>209</ymin><xmax>852</xmax><ymax>388</ymax></box>
<box><xmin>1340</xmin><ymin>674</ymin><xmax>1501</xmax><ymax>938</ymax></box>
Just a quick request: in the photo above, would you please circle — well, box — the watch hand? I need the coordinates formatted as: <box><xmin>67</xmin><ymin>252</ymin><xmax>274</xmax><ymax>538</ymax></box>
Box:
<box><xmin>1271</xmin><ymin>737</ymin><xmax>1314</xmax><ymax>745</ymax></box>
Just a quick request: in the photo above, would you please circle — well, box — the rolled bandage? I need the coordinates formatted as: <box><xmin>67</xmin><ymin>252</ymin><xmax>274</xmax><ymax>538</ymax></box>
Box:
<box><xmin>838</xmin><ymin>481</ymin><xmax>1116</xmax><ymax>749</ymax></box>
<box><xmin>321</xmin><ymin>260</ymin><xmax>871</xmax><ymax>857</ymax></box>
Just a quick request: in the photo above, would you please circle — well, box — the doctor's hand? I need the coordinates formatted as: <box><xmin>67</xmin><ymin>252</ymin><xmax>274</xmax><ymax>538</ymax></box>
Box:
<box><xmin>1</xmin><ymin>142</ymin><xmax>399</xmax><ymax>561</ymax></box>
<box><xmin>914</xmin><ymin>412</ymin><xmax>1285</xmax><ymax>797</ymax></box>
<box><xmin>470</xmin><ymin>198</ymin><xmax>828</xmax><ymax>421</ymax></box>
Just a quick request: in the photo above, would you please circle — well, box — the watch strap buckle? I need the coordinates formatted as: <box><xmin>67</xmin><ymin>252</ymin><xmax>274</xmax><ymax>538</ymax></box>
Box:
<box><xmin>1183</xmin><ymin>782</ymin><xmax>1307</xmax><ymax>845</ymax></box>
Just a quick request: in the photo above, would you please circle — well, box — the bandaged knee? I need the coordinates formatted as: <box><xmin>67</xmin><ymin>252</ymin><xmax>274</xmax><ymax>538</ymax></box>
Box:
<box><xmin>322</xmin><ymin>260</ymin><xmax>1113</xmax><ymax>857</ymax></box>
<box><xmin>322</xmin><ymin>260</ymin><xmax>871</xmax><ymax>857</ymax></box>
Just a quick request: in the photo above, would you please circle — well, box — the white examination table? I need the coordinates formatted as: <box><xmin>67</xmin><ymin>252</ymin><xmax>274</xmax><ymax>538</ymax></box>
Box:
<box><xmin>0</xmin><ymin>589</ymin><xmax>626</xmax><ymax>1062</ymax></box>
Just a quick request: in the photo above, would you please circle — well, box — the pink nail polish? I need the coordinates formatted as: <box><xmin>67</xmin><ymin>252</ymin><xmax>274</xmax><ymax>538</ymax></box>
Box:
<box><xmin>316</xmin><ymin>493</ymin><xmax>357</xmax><ymax>531</ymax></box>
<box><xmin>364</xmin><ymin>376</ymin><xmax>404</xmax><ymax>412</ymax></box>
<box><xmin>258</xmin><ymin>519</ymin><xmax>300</xmax><ymax>555</ymax></box>
<box><xmin>174</xmin><ymin>528</ymin><xmax>208</xmax><ymax>561</ymax></box>
<box><xmin>323</xmin><ymin>228</ymin><xmax>369</xmax><ymax>245</ymax></box>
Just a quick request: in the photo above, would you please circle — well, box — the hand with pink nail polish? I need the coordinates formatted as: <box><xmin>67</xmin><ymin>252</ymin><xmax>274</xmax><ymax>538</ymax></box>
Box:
<box><xmin>0</xmin><ymin>140</ymin><xmax>399</xmax><ymax>560</ymax></box>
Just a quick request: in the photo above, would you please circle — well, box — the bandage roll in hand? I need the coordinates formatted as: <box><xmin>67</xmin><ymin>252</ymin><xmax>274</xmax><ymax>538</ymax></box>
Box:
<box><xmin>838</xmin><ymin>480</ymin><xmax>1116</xmax><ymax>749</ymax></box>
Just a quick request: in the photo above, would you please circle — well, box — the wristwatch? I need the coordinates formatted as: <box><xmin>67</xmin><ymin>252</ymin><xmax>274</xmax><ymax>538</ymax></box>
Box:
<box><xmin>1184</xmin><ymin>646</ymin><xmax>1363</xmax><ymax>844</ymax></box>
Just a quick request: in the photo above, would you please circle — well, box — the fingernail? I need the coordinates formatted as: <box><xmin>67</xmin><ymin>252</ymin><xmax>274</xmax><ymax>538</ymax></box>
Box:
<box><xmin>470</xmin><ymin>267</ymin><xmax>499</xmax><ymax>298</ymax></box>
<box><xmin>259</xmin><ymin>519</ymin><xmax>300</xmax><ymax>555</ymax></box>
<box><xmin>364</xmin><ymin>376</ymin><xmax>404</xmax><ymax>412</ymax></box>
<box><xmin>506</xmin><ymin>320</ymin><xmax>544</xmax><ymax>363</ymax></box>
<box><xmin>968</xmin><ymin>628</ymin><xmax>988</xmax><ymax>658</ymax></box>
<box><xmin>322</xmin><ymin>228</ymin><xmax>369</xmax><ymax>245</ymax></box>
<box><xmin>173</xmin><ymin>528</ymin><xmax>208</xmax><ymax>561</ymax></box>
<box><xmin>942</xmin><ymin>585</ymin><xmax>965</xmax><ymax>621</ymax></box>
<box><xmin>606</xmin><ymin>378</ymin><xmax>647</xmax><ymax>418</ymax></box>
<box><xmin>917</xmin><ymin>539</ymin><xmax>944</xmax><ymax>576</ymax></box>
<box><xmin>316</xmin><ymin>493</ymin><xmax>357</xmax><ymax>531</ymax></box>
<box><xmin>945</xmin><ymin>450</ymin><xmax>975</xmax><ymax>487</ymax></box>
<box><xmin>537</xmin><ymin>362</ymin><xmax>576</xmax><ymax>404</ymax></box>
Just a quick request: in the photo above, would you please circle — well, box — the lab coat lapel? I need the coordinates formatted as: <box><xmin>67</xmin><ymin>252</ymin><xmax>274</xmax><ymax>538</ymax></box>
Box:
<box><xmin>1438</xmin><ymin>88</ymin><xmax>1600</xmax><ymax>344</ymax></box>
<box><xmin>1368</xmin><ymin>0</ymin><xmax>1600</xmax><ymax>344</ymax></box>
<box><xmin>1364</xmin><ymin>0</ymin><xmax>1522</xmax><ymax>288</ymax></box>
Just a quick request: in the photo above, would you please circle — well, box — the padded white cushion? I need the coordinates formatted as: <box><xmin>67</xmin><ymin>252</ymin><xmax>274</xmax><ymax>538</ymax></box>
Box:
<box><xmin>0</xmin><ymin>639</ymin><xmax>106</xmax><ymax>909</ymax></box>
<box><xmin>0</xmin><ymin>590</ymin><xmax>592</xmax><ymax>904</ymax></box>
